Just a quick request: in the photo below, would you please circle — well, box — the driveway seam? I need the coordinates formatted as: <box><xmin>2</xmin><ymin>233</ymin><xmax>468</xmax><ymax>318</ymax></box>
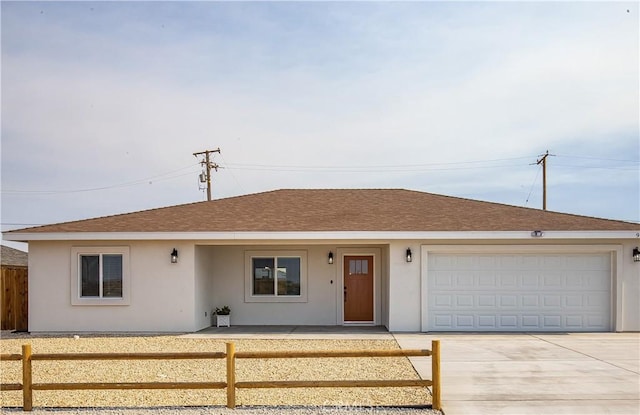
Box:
<box><xmin>529</xmin><ymin>334</ymin><xmax>639</xmax><ymax>375</ymax></box>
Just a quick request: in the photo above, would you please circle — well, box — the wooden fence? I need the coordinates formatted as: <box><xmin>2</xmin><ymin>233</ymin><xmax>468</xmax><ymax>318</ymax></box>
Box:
<box><xmin>0</xmin><ymin>340</ymin><xmax>441</xmax><ymax>411</ymax></box>
<box><xmin>0</xmin><ymin>266</ymin><xmax>28</xmax><ymax>331</ymax></box>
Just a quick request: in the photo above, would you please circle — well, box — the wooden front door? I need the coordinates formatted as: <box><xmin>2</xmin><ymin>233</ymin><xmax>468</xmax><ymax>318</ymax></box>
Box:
<box><xmin>343</xmin><ymin>255</ymin><xmax>374</xmax><ymax>322</ymax></box>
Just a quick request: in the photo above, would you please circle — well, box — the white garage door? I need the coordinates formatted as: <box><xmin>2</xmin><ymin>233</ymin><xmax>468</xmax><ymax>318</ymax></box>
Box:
<box><xmin>426</xmin><ymin>253</ymin><xmax>611</xmax><ymax>332</ymax></box>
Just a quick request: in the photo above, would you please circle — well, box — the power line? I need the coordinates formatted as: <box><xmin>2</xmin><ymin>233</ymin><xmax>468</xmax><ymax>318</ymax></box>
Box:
<box><xmin>555</xmin><ymin>154</ymin><xmax>639</xmax><ymax>163</ymax></box>
<box><xmin>524</xmin><ymin>165</ymin><xmax>541</xmax><ymax>208</ymax></box>
<box><xmin>223</xmin><ymin>156</ymin><xmax>533</xmax><ymax>171</ymax></box>
<box><xmin>218</xmin><ymin>152</ymin><xmax>247</xmax><ymax>195</ymax></box>
<box><xmin>1</xmin><ymin>223</ymin><xmax>46</xmax><ymax>226</ymax></box>
<box><xmin>2</xmin><ymin>163</ymin><xmax>199</xmax><ymax>195</ymax></box>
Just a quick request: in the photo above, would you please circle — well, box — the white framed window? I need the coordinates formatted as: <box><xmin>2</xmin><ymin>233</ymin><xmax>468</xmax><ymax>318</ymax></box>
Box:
<box><xmin>71</xmin><ymin>246</ymin><xmax>130</xmax><ymax>305</ymax></box>
<box><xmin>245</xmin><ymin>250</ymin><xmax>307</xmax><ymax>303</ymax></box>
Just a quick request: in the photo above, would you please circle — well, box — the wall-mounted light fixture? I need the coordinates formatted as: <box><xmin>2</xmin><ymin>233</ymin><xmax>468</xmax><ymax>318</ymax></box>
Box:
<box><xmin>531</xmin><ymin>230</ymin><xmax>544</xmax><ymax>237</ymax></box>
<box><xmin>171</xmin><ymin>248</ymin><xmax>179</xmax><ymax>264</ymax></box>
<box><xmin>633</xmin><ymin>247</ymin><xmax>640</xmax><ymax>263</ymax></box>
<box><xmin>328</xmin><ymin>251</ymin><xmax>334</xmax><ymax>264</ymax></box>
<box><xmin>406</xmin><ymin>248</ymin><xmax>412</xmax><ymax>263</ymax></box>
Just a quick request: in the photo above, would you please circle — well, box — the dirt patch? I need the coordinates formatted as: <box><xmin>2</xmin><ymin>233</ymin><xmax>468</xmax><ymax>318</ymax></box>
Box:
<box><xmin>0</xmin><ymin>334</ymin><xmax>431</xmax><ymax>409</ymax></box>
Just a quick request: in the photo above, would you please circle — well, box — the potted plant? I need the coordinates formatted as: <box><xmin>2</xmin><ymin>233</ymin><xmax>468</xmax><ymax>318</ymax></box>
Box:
<box><xmin>214</xmin><ymin>306</ymin><xmax>231</xmax><ymax>327</ymax></box>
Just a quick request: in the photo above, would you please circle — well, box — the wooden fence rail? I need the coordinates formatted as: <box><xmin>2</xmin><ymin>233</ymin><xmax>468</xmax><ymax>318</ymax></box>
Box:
<box><xmin>0</xmin><ymin>340</ymin><xmax>441</xmax><ymax>412</ymax></box>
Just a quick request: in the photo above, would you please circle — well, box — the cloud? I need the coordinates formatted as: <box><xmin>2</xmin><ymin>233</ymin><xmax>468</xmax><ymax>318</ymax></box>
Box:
<box><xmin>1</xmin><ymin>1</ymin><xmax>638</xmax><ymax>228</ymax></box>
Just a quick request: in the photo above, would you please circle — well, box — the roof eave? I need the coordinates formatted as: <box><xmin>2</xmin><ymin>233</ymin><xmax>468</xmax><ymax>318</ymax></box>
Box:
<box><xmin>3</xmin><ymin>230</ymin><xmax>637</xmax><ymax>242</ymax></box>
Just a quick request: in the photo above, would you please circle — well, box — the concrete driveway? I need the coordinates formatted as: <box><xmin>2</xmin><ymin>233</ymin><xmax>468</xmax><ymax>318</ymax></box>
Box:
<box><xmin>393</xmin><ymin>333</ymin><xmax>640</xmax><ymax>415</ymax></box>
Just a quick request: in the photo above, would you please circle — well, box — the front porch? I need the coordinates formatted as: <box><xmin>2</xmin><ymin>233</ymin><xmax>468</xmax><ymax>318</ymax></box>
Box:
<box><xmin>194</xmin><ymin>244</ymin><xmax>392</xmax><ymax>330</ymax></box>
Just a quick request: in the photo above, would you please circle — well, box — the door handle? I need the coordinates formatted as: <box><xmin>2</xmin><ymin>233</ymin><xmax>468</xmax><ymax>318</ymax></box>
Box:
<box><xmin>344</xmin><ymin>286</ymin><xmax>347</xmax><ymax>302</ymax></box>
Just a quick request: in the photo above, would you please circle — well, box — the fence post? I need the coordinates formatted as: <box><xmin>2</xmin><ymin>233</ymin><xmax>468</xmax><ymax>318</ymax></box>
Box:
<box><xmin>431</xmin><ymin>340</ymin><xmax>441</xmax><ymax>411</ymax></box>
<box><xmin>226</xmin><ymin>342</ymin><xmax>236</xmax><ymax>409</ymax></box>
<box><xmin>22</xmin><ymin>344</ymin><xmax>32</xmax><ymax>411</ymax></box>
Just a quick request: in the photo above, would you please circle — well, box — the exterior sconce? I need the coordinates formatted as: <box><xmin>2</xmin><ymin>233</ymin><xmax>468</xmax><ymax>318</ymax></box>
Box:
<box><xmin>328</xmin><ymin>251</ymin><xmax>334</xmax><ymax>264</ymax></box>
<box><xmin>633</xmin><ymin>247</ymin><xmax>640</xmax><ymax>263</ymax></box>
<box><xmin>171</xmin><ymin>248</ymin><xmax>178</xmax><ymax>264</ymax></box>
<box><xmin>406</xmin><ymin>248</ymin><xmax>412</xmax><ymax>263</ymax></box>
<box><xmin>531</xmin><ymin>230</ymin><xmax>544</xmax><ymax>237</ymax></box>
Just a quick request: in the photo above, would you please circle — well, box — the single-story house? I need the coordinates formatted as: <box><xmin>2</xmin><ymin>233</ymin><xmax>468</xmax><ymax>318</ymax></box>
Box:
<box><xmin>3</xmin><ymin>189</ymin><xmax>639</xmax><ymax>333</ymax></box>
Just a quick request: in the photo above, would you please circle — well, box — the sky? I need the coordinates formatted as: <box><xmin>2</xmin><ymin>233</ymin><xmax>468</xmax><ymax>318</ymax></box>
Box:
<box><xmin>1</xmin><ymin>1</ymin><xmax>639</xmax><ymax>250</ymax></box>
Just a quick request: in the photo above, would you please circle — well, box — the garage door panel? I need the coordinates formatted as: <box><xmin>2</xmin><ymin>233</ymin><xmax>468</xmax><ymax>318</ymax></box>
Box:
<box><xmin>499</xmin><ymin>295</ymin><xmax>517</xmax><ymax>307</ymax></box>
<box><xmin>434</xmin><ymin>294</ymin><xmax>452</xmax><ymax>307</ymax></box>
<box><xmin>479</xmin><ymin>295</ymin><xmax>496</xmax><ymax>307</ymax></box>
<box><xmin>500</xmin><ymin>274</ymin><xmax>517</xmax><ymax>286</ymax></box>
<box><xmin>566</xmin><ymin>275</ymin><xmax>583</xmax><ymax>288</ymax></box>
<box><xmin>522</xmin><ymin>295</ymin><xmax>539</xmax><ymax>307</ymax></box>
<box><xmin>587</xmin><ymin>294</ymin><xmax>608</xmax><ymax>307</ymax></box>
<box><xmin>500</xmin><ymin>315</ymin><xmax>518</xmax><ymax>328</ymax></box>
<box><xmin>585</xmin><ymin>272</ymin><xmax>611</xmax><ymax>289</ymax></box>
<box><xmin>457</xmin><ymin>295</ymin><xmax>474</xmax><ymax>307</ymax></box>
<box><xmin>522</xmin><ymin>273</ymin><xmax>539</xmax><ymax>287</ymax></box>
<box><xmin>426</xmin><ymin>253</ymin><xmax>611</xmax><ymax>332</ymax></box>
<box><xmin>434</xmin><ymin>273</ymin><xmax>453</xmax><ymax>288</ymax></box>
<box><xmin>587</xmin><ymin>315</ymin><xmax>606</xmax><ymax>327</ymax></box>
<box><xmin>478</xmin><ymin>315</ymin><xmax>497</xmax><ymax>328</ymax></box>
<box><xmin>522</xmin><ymin>315</ymin><xmax>540</xmax><ymax>328</ymax></box>
<box><xmin>542</xmin><ymin>256</ymin><xmax>563</xmax><ymax>269</ymax></box>
<box><xmin>457</xmin><ymin>273</ymin><xmax>474</xmax><ymax>287</ymax></box>
<box><xmin>565</xmin><ymin>295</ymin><xmax>584</xmax><ymax>307</ymax></box>
<box><xmin>478</xmin><ymin>273</ymin><xmax>496</xmax><ymax>286</ymax></box>
<box><xmin>543</xmin><ymin>295</ymin><xmax>562</xmax><ymax>307</ymax></box>
<box><xmin>457</xmin><ymin>315</ymin><xmax>474</xmax><ymax>327</ymax></box>
<box><xmin>566</xmin><ymin>315</ymin><xmax>584</xmax><ymax>328</ymax></box>
<box><xmin>434</xmin><ymin>315</ymin><xmax>452</xmax><ymax>328</ymax></box>
<box><xmin>543</xmin><ymin>274</ymin><xmax>563</xmax><ymax>287</ymax></box>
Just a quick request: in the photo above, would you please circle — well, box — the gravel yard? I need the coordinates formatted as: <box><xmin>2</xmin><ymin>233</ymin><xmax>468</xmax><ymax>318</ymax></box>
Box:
<box><xmin>0</xmin><ymin>333</ymin><xmax>435</xmax><ymax>413</ymax></box>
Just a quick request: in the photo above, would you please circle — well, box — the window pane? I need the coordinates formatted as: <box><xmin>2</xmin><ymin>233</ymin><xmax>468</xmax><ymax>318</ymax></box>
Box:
<box><xmin>349</xmin><ymin>259</ymin><xmax>368</xmax><ymax>275</ymax></box>
<box><xmin>80</xmin><ymin>255</ymin><xmax>100</xmax><ymax>297</ymax></box>
<box><xmin>253</xmin><ymin>258</ymin><xmax>275</xmax><ymax>295</ymax></box>
<box><xmin>102</xmin><ymin>255</ymin><xmax>123</xmax><ymax>298</ymax></box>
<box><xmin>277</xmin><ymin>257</ymin><xmax>300</xmax><ymax>296</ymax></box>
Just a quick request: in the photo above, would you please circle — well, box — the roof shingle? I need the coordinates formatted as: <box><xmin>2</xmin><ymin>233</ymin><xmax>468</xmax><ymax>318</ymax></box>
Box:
<box><xmin>5</xmin><ymin>189</ymin><xmax>638</xmax><ymax>234</ymax></box>
<box><xmin>1</xmin><ymin>245</ymin><xmax>28</xmax><ymax>266</ymax></box>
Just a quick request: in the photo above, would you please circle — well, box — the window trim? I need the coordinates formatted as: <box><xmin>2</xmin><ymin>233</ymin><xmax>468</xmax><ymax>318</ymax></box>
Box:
<box><xmin>71</xmin><ymin>246</ymin><xmax>130</xmax><ymax>306</ymax></box>
<box><xmin>244</xmin><ymin>250</ymin><xmax>308</xmax><ymax>303</ymax></box>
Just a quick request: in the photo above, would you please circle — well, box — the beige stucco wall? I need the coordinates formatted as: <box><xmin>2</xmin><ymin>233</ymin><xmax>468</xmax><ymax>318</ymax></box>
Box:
<box><xmin>619</xmin><ymin>241</ymin><xmax>640</xmax><ymax>330</ymax></box>
<box><xmin>199</xmin><ymin>245</ymin><xmax>385</xmax><ymax>326</ymax></box>
<box><xmin>25</xmin><ymin>238</ymin><xmax>638</xmax><ymax>333</ymax></box>
<box><xmin>28</xmin><ymin>240</ymin><xmax>197</xmax><ymax>332</ymax></box>
<box><xmin>387</xmin><ymin>241</ymin><xmax>422</xmax><ymax>331</ymax></box>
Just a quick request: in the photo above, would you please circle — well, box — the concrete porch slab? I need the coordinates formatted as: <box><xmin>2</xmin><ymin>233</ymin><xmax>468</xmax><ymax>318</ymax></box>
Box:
<box><xmin>183</xmin><ymin>325</ymin><xmax>393</xmax><ymax>340</ymax></box>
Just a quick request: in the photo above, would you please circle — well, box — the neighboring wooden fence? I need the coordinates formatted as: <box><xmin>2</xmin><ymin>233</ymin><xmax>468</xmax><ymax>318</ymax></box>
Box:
<box><xmin>0</xmin><ymin>266</ymin><xmax>28</xmax><ymax>331</ymax></box>
<box><xmin>0</xmin><ymin>340</ymin><xmax>441</xmax><ymax>411</ymax></box>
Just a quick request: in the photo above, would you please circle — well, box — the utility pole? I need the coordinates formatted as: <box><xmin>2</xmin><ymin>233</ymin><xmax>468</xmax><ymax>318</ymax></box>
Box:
<box><xmin>193</xmin><ymin>148</ymin><xmax>220</xmax><ymax>201</ymax></box>
<box><xmin>535</xmin><ymin>150</ymin><xmax>553</xmax><ymax>210</ymax></box>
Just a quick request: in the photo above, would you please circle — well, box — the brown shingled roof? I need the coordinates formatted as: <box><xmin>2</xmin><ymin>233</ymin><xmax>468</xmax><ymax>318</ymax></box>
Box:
<box><xmin>1</xmin><ymin>245</ymin><xmax>28</xmax><ymax>267</ymax></box>
<box><xmin>6</xmin><ymin>189</ymin><xmax>638</xmax><ymax>234</ymax></box>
